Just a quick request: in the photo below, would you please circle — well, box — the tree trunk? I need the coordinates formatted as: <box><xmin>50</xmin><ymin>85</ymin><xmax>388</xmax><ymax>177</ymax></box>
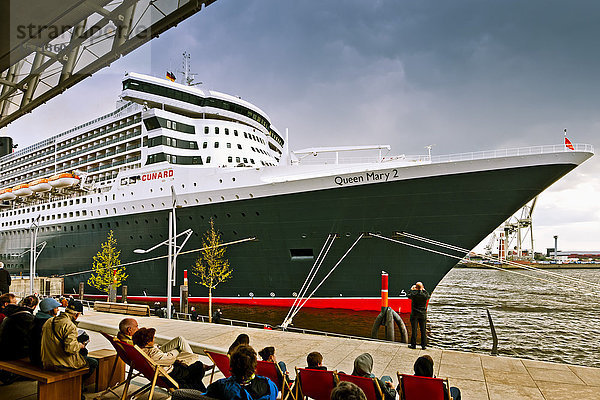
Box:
<box><xmin>208</xmin><ymin>287</ymin><xmax>213</xmax><ymax>323</ymax></box>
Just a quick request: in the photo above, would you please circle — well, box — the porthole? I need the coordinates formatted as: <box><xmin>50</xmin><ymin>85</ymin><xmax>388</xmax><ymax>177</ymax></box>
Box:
<box><xmin>241</xmin><ymin>212</ymin><xmax>246</xmax><ymax>217</ymax></box>
<box><xmin>235</xmin><ymin>195</ymin><xmax>240</xmax><ymax>199</ymax></box>
<box><xmin>220</xmin><ymin>196</ymin><xmax>225</xmax><ymax>201</ymax></box>
<box><xmin>232</xmin><ymin>177</ymin><xmax>236</xmax><ymax>182</ymax></box>
<box><xmin>226</xmin><ymin>213</ymin><xmax>231</xmax><ymax>218</ymax></box>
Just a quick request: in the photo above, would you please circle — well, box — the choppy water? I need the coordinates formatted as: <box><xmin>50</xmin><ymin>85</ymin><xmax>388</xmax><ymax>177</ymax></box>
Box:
<box><xmin>427</xmin><ymin>267</ymin><xmax>600</xmax><ymax>368</ymax></box>
<box><xmin>191</xmin><ymin>268</ymin><xmax>600</xmax><ymax>368</ymax></box>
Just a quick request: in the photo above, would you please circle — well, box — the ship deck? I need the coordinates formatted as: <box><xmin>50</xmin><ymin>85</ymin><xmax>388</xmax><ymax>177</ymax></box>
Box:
<box><xmin>3</xmin><ymin>308</ymin><xmax>596</xmax><ymax>400</ymax></box>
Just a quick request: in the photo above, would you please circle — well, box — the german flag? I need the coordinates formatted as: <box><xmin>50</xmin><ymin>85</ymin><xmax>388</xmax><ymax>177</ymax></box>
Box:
<box><xmin>166</xmin><ymin>71</ymin><xmax>176</xmax><ymax>82</ymax></box>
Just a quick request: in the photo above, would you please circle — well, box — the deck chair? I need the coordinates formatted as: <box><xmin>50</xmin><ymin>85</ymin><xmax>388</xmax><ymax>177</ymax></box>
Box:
<box><xmin>397</xmin><ymin>373</ymin><xmax>452</xmax><ymax>400</ymax></box>
<box><xmin>256</xmin><ymin>360</ymin><xmax>295</xmax><ymax>400</ymax></box>
<box><xmin>336</xmin><ymin>373</ymin><xmax>384</xmax><ymax>400</ymax></box>
<box><xmin>204</xmin><ymin>350</ymin><xmax>231</xmax><ymax>383</ymax></box>
<box><xmin>294</xmin><ymin>367</ymin><xmax>338</xmax><ymax>400</ymax></box>
<box><xmin>97</xmin><ymin>331</ymin><xmax>142</xmax><ymax>399</ymax></box>
<box><xmin>116</xmin><ymin>340</ymin><xmax>179</xmax><ymax>399</ymax></box>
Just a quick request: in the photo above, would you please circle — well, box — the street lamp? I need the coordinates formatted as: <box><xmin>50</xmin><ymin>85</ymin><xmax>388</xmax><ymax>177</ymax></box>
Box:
<box><xmin>133</xmin><ymin>186</ymin><xmax>192</xmax><ymax>319</ymax></box>
<box><xmin>24</xmin><ymin>216</ymin><xmax>44</xmax><ymax>295</ymax></box>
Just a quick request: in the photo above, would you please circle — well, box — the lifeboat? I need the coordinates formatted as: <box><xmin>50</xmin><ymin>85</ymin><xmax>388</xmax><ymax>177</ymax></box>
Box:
<box><xmin>0</xmin><ymin>188</ymin><xmax>16</xmax><ymax>201</ymax></box>
<box><xmin>13</xmin><ymin>183</ymin><xmax>33</xmax><ymax>197</ymax></box>
<box><xmin>49</xmin><ymin>173</ymin><xmax>80</xmax><ymax>189</ymax></box>
<box><xmin>29</xmin><ymin>178</ymin><xmax>52</xmax><ymax>193</ymax></box>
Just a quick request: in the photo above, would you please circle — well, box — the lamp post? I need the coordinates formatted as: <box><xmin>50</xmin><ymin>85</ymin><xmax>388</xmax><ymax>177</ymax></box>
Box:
<box><xmin>26</xmin><ymin>216</ymin><xmax>45</xmax><ymax>295</ymax></box>
<box><xmin>134</xmin><ymin>186</ymin><xmax>192</xmax><ymax>319</ymax></box>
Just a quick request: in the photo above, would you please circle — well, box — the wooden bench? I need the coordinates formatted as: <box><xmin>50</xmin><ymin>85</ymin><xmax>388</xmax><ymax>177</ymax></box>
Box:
<box><xmin>93</xmin><ymin>301</ymin><xmax>150</xmax><ymax>316</ymax></box>
<box><xmin>0</xmin><ymin>359</ymin><xmax>88</xmax><ymax>400</ymax></box>
<box><xmin>85</xmin><ymin>349</ymin><xmax>126</xmax><ymax>392</ymax></box>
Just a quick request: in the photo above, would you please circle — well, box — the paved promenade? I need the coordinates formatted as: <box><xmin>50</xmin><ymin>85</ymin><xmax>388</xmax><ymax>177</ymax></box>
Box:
<box><xmin>2</xmin><ymin>308</ymin><xmax>599</xmax><ymax>400</ymax></box>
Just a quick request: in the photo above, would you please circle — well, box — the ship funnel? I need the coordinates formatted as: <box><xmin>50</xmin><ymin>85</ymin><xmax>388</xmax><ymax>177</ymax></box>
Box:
<box><xmin>0</xmin><ymin>137</ymin><xmax>14</xmax><ymax>157</ymax></box>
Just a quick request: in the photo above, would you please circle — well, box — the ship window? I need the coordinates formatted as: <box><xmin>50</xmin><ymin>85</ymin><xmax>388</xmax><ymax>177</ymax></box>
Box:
<box><xmin>243</xmin><ymin>158</ymin><xmax>248</xmax><ymax>163</ymax></box>
<box><xmin>215</xmin><ymin>127</ymin><xmax>219</xmax><ymax>134</ymax></box>
<box><xmin>203</xmin><ymin>142</ymin><xmax>207</xmax><ymax>149</ymax></box>
<box><xmin>82</xmin><ymin>198</ymin><xmax>86</xmax><ymax>203</ymax></box>
<box><xmin>76</xmin><ymin>211</ymin><xmax>80</xmax><ymax>216</ymax></box>
<box><xmin>237</xmin><ymin>144</ymin><xmax>242</xmax><ymax>149</ymax></box>
<box><xmin>227</xmin><ymin>143</ymin><xmax>231</xmax><ymax>148</ymax></box>
<box><xmin>206</xmin><ymin>156</ymin><xmax>211</xmax><ymax>163</ymax></box>
<box><xmin>234</xmin><ymin>130</ymin><xmax>238</xmax><ymax>136</ymax></box>
<box><xmin>244</xmin><ymin>132</ymin><xmax>248</xmax><ymax>138</ymax></box>
<box><xmin>69</xmin><ymin>212</ymin><xmax>73</xmax><ymax>217</ymax></box>
<box><xmin>290</xmin><ymin>249</ymin><xmax>314</xmax><ymax>261</ymax></box>
<box><xmin>225</xmin><ymin>128</ymin><xmax>229</xmax><ymax>135</ymax></box>
<box><xmin>214</xmin><ymin>142</ymin><xmax>219</xmax><ymax>148</ymax></box>
<box><xmin>172</xmin><ymin>122</ymin><xmax>176</xmax><ymax>130</ymax></box>
<box><xmin>205</xmin><ymin>127</ymin><xmax>209</xmax><ymax>134</ymax></box>
<box><xmin>82</xmin><ymin>211</ymin><xmax>86</xmax><ymax>216</ymax></box>
<box><xmin>228</xmin><ymin>156</ymin><xmax>232</xmax><ymax>162</ymax></box>
<box><xmin>250</xmin><ymin>159</ymin><xmax>255</xmax><ymax>164</ymax></box>
<box><xmin>236</xmin><ymin>157</ymin><xmax>240</xmax><ymax>163</ymax></box>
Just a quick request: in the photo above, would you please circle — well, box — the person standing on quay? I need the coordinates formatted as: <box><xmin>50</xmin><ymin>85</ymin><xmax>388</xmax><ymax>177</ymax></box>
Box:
<box><xmin>0</xmin><ymin>262</ymin><xmax>11</xmax><ymax>295</ymax></box>
<box><xmin>408</xmin><ymin>281</ymin><xmax>430</xmax><ymax>350</ymax></box>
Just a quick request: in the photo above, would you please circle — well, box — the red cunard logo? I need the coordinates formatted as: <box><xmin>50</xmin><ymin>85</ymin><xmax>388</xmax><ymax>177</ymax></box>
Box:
<box><xmin>141</xmin><ymin>169</ymin><xmax>174</xmax><ymax>181</ymax></box>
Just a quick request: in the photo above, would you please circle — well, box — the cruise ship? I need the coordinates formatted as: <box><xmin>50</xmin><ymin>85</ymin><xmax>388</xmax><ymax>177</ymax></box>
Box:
<box><xmin>0</xmin><ymin>72</ymin><xmax>594</xmax><ymax>311</ymax></box>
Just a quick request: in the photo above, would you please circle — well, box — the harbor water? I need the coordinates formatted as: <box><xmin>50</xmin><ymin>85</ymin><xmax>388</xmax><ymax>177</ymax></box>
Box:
<box><xmin>193</xmin><ymin>267</ymin><xmax>600</xmax><ymax>369</ymax></box>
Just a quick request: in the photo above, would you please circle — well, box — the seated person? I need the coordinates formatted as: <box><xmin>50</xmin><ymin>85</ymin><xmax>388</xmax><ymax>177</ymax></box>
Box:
<box><xmin>351</xmin><ymin>353</ymin><xmax>396</xmax><ymax>400</ymax></box>
<box><xmin>132</xmin><ymin>327</ymin><xmax>209</xmax><ymax>391</ymax></box>
<box><xmin>402</xmin><ymin>355</ymin><xmax>461</xmax><ymax>400</ymax></box>
<box><xmin>258</xmin><ymin>346</ymin><xmax>288</xmax><ymax>376</ymax></box>
<box><xmin>307</xmin><ymin>351</ymin><xmax>327</xmax><ymax>370</ymax></box>
<box><xmin>0</xmin><ymin>293</ymin><xmax>18</xmax><ymax>324</ymax></box>
<box><xmin>117</xmin><ymin>317</ymin><xmax>139</xmax><ymax>344</ymax></box>
<box><xmin>0</xmin><ymin>295</ymin><xmax>37</xmax><ymax>360</ymax></box>
<box><xmin>228</xmin><ymin>333</ymin><xmax>250</xmax><ymax>356</ymax></box>
<box><xmin>331</xmin><ymin>381</ymin><xmax>367</xmax><ymax>400</ymax></box>
<box><xmin>41</xmin><ymin>300</ymin><xmax>98</xmax><ymax>383</ymax></box>
<box><xmin>30</xmin><ymin>297</ymin><xmax>61</xmax><ymax>366</ymax></box>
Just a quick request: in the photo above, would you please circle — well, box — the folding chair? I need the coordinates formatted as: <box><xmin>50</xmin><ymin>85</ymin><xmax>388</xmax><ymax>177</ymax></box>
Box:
<box><xmin>336</xmin><ymin>373</ymin><xmax>384</xmax><ymax>400</ymax></box>
<box><xmin>397</xmin><ymin>373</ymin><xmax>452</xmax><ymax>400</ymax></box>
<box><xmin>294</xmin><ymin>367</ymin><xmax>338</xmax><ymax>400</ymax></box>
<box><xmin>204</xmin><ymin>350</ymin><xmax>231</xmax><ymax>383</ymax></box>
<box><xmin>256</xmin><ymin>360</ymin><xmax>295</xmax><ymax>400</ymax></box>
<box><xmin>97</xmin><ymin>331</ymin><xmax>142</xmax><ymax>399</ymax></box>
<box><xmin>117</xmin><ymin>340</ymin><xmax>179</xmax><ymax>399</ymax></box>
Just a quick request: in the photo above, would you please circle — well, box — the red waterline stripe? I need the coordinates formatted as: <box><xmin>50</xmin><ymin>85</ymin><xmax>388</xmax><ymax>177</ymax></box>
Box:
<box><xmin>77</xmin><ymin>294</ymin><xmax>413</xmax><ymax>312</ymax></box>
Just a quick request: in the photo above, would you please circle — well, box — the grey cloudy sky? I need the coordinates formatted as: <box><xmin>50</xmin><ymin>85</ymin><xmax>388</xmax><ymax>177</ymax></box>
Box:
<box><xmin>3</xmin><ymin>0</ymin><xmax>599</xmax><ymax>252</ymax></box>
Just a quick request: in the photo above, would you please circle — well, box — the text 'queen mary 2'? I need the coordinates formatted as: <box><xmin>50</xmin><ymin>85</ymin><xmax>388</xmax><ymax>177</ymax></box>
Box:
<box><xmin>0</xmin><ymin>72</ymin><xmax>594</xmax><ymax>311</ymax></box>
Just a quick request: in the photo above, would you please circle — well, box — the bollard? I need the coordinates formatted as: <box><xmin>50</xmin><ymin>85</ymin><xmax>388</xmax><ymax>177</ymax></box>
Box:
<box><xmin>180</xmin><ymin>285</ymin><xmax>189</xmax><ymax>315</ymax></box>
<box><xmin>108</xmin><ymin>285</ymin><xmax>117</xmax><ymax>303</ymax></box>
<box><xmin>371</xmin><ymin>271</ymin><xmax>408</xmax><ymax>342</ymax></box>
<box><xmin>122</xmin><ymin>285</ymin><xmax>128</xmax><ymax>304</ymax></box>
<box><xmin>78</xmin><ymin>282</ymin><xmax>84</xmax><ymax>301</ymax></box>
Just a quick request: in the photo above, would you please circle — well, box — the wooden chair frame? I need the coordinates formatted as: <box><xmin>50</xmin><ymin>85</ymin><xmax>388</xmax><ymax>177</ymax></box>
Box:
<box><xmin>294</xmin><ymin>367</ymin><xmax>338</xmax><ymax>400</ymax></box>
<box><xmin>335</xmin><ymin>372</ymin><xmax>384</xmax><ymax>400</ymax></box>
<box><xmin>96</xmin><ymin>331</ymin><xmax>142</xmax><ymax>399</ymax></box>
<box><xmin>256</xmin><ymin>360</ymin><xmax>296</xmax><ymax>400</ymax></box>
<box><xmin>396</xmin><ymin>372</ymin><xmax>452</xmax><ymax>400</ymax></box>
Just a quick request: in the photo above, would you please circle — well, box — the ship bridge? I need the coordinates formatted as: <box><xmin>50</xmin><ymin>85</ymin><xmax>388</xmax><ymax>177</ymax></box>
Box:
<box><xmin>0</xmin><ymin>0</ymin><xmax>218</xmax><ymax>131</ymax></box>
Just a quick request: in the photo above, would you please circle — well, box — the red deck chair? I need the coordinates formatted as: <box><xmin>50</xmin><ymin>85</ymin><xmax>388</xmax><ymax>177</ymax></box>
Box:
<box><xmin>256</xmin><ymin>360</ymin><xmax>295</xmax><ymax>400</ymax></box>
<box><xmin>294</xmin><ymin>367</ymin><xmax>338</xmax><ymax>400</ymax></box>
<box><xmin>204</xmin><ymin>350</ymin><xmax>231</xmax><ymax>383</ymax></box>
<box><xmin>336</xmin><ymin>373</ymin><xmax>384</xmax><ymax>400</ymax></box>
<box><xmin>397</xmin><ymin>373</ymin><xmax>452</xmax><ymax>400</ymax></box>
<box><xmin>98</xmin><ymin>331</ymin><xmax>143</xmax><ymax>398</ymax></box>
<box><xmin>116</xmin><ymin>340</ymin><xmax>179</xmax><ymax>399</ymax></box>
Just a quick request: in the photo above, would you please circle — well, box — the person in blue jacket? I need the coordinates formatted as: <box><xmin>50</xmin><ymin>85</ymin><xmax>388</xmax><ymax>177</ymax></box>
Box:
<box><xmin>171</xmin><ymin>344</ymin><xmax>278</xmax><ymax>400</ymax></box>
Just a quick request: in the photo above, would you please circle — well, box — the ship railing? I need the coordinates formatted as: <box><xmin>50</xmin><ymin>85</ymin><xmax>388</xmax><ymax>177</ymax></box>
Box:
<box><xmin>294</xmin><ymin>143</ymin><xmax>594</xmax><ymax>165</ymax></box>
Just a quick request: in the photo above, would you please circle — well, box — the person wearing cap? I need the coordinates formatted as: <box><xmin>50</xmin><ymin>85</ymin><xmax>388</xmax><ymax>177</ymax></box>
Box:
<box><xmin>0</xmin><ymin>295</ymin><xmax>36</xmax><ymax>361</ymax></box>
<box><xmin>351</xmin><ymin>353</ymin><xmax>396</xmax><ymax>400</ymax></box>
<box><xmin>29</xmin><ymin>297</ymin><xmax>61</xmax><ymax>366</ymax></box>
<box><xmin>40</xmin><ymin>300</ymin><xmax>98</xmax><ymax>381</ymax></box>
<box><xmin>0</xmin><ymin>262</ymin><xmax>11</xmax><ymax>295</ymax></box>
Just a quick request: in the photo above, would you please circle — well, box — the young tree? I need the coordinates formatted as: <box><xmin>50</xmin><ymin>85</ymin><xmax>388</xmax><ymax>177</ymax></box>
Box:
<box><xmin>192</xmin><ymin>218</ymin><xmax>233</xmax><ymax>322</ymax></box>
<box><xmin>88</xmin><ymin>230</ymin><xmax>127</xmax><ymax>294</ymax></box>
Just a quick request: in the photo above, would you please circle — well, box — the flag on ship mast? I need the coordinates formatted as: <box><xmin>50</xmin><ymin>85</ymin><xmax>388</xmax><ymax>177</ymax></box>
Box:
<box><xmin>564</xmin><ymin>129</ymin><xmax>574</xmax><ymax>150</ymax></box>
<box><xmin>166</xmin><ymin>71</ymin><xmax>176</xmax><ymax>82</ymax></box>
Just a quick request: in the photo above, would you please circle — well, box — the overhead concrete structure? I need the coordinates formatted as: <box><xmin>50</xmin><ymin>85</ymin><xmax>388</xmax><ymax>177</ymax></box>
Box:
<box><xmin>0</xmin><ymin>0</ymin><xmax>217</xmax><ymax>130</ymax></box>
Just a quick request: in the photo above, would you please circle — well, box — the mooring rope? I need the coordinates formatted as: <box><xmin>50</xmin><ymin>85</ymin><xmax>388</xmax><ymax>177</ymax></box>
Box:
<box><xmin>286</xmin><ymin>234</ymin><xmax>365</xmax><ymax>324</ymax></box>
<box><xmin>370</xmin><ymin>233</ymin><xmax>600</xmax><ymax>296</ymax></box>
<box><xmin>282</xmin><ymin>234</ymin><xmax>336</xmax><ymax>328</ymax></box>
<box><xmin>400</xmin><ymin>231</ymin><xmax>600</xmax><ymax>291</ymax></box>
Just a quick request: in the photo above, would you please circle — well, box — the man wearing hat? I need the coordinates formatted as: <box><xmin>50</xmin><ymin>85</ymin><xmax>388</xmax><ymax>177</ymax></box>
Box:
<box><xmin>29</xmin><ymin>297</ymin><xmax>61</xmax><ymax>366</ymax></box>
<box><xmin>40</xmin><ymin>300</ymin><xmax>98</xmax><ymax>381</ymax></box>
